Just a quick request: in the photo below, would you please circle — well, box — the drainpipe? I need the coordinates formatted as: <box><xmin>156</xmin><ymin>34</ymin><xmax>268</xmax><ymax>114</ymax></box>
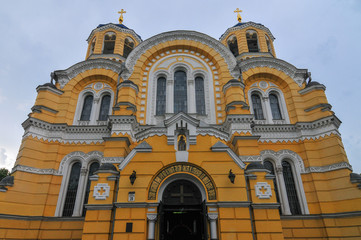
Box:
<box><xmin>109</xmin><ymin>172</ymin><xmax>120</xmax><ymax>240</ymax></box>
<box><xmin>245</xmin><ymin>174</ymin><xmax>256</xmax><ymax>240</ymax></box>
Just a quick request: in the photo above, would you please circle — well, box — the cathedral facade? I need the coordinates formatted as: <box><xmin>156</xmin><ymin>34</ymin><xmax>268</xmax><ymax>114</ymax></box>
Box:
<box><xmin>1</xmin><ymin>13</ymin><xmax>361</xmax><ymax>240</ymax></box>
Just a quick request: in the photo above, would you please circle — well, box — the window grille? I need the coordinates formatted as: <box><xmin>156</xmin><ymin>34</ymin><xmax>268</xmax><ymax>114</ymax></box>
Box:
<box><xmin>80</xmin><ymin>95</ymin><xmax>93</xmax><ymax>121</ymax></box>
<box><xmin>195</xmin><ymin>77</ymin><xmax>205</xmax><ymax>115</ymax></box>
<box><xmin>264</xmin><ymin>160</ymin><xmax>280</xmax><ymax>204</ymax></box>
<box><xmin>227</xmin><ymin>36</ymin><xmax>239</xmax><ymax>56</ymax></box>
<box><xmin>123</xmin><ymin>38</ymin><xmax>134</xmax><ymax>58</ymax></box>
<box><xmin>98</xmin><ymin>95</ymin><xmax>111</xmax><ymax>121</ymax></box>
<box><xmin>251</xmin><ymin>94</ymin><xmax>264</xmax><ymax>120</ymax></box>
<box><xmin>62</xmin><ymin>162</ymin><xmax>81</xmax><ymax>216</ymax></box>
<box><xmin>174</xmin><ymin>71</ymin><xmax>187</xmax><ymax>113</ymax></box>
<box><xmin>103</xmin><ymin>33</ymin><xmax>116</xmax><ymax>54</ymax></box>
<box><xmin>269</xmin><ymin>94</ymin><xmax>282</xmax><ymax>120</ymax></box>
<box><xmin>246</xmin><ymin>31</ymin><xmax>259</xmax><ymax>52</ymax></box>
<box><xmin>282</xmin><ymin>161</ymin><xmax>302</xmax><ymax>215</ymax></box>
<box><xmin>156</xmin><ymin>77</ymin><xmax>166</xmax><ymax>115</ymax></box>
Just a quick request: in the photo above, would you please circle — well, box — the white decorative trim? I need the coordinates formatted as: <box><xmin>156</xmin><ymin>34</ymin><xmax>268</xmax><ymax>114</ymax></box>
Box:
<box><xmin>220</xmin><ymin>21</ymin><xmax>275</xmax><ymax>41</ymax></box>
<box><xmin>240</xmin><ymin>57</ymin><xmax>307</xmax><ymax>87</ymax></box>
<box><xmin>22</xmin><ymin>118</ymin><xmax>110</xmax><ymax>144</ymax></box>
<box><xmin>86</xmin><ymin>23</ymin><xmax>142</xmax><ymax>43</ymax></box>
<box><xmin>11</xmin><ymin>165</ymin><xmax>57</xmax><ymax>175</ymax></box>
<box><xmin>118</xmin><ymin>141</ymin><xmax>152</xmax><ymax>170</ymax></box>
<box><xmin>58</xmin><ymin>151</ymin><xmax>104</xmax><ymax>175</ymax></box>
<box><xmin>260</xmin><ymin>149</ymin><xmax>309</xmax><ymax>215</ymax></box>
<box><xmin>211</xmin><ymin>142</ymin><xmax>246</xmax><ymax>169</ymax></box>
<box><xmin>255</xmin><ymin>182</ymin><xmax>272</xmax><ymax>199</ymax></box>
<box><xmin>55</xmin><ymin>59</ymin><xmax>121</xmax><ymax>89</ymax></box>
<box><xmin>146</xmin><ymin>53</ymin><xmax>216</xmax><ymax>125</ymax></box>
<box><xmin>73</xmin><ymin>83</ymin><xmax>114</xmax><ymax>125</ymax></box>
<box><xmin>305</xmin><ymin>162</ymin><xmax>353</xmax><ymax>173</ymax></box>
<box><xmin>124</xmin><ymin>31</ymin><xmax>239</xmax><ymax>79</ymax></box>
<box><xmin>93</xmin><ymin>183</ymin><xmax>110</xmax><ymax>200</ymax></box>
<box><xmin>239</xmin><ymin>155</ymin><xmax>262</xmax><ymax>162</ymax></box>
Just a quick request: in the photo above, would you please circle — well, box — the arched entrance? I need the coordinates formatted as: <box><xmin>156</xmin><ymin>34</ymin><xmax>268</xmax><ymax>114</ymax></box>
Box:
<box><xmin>159</xmin><ymin>179</ymin><xmax>207</xmax><ymax>240</ymax></box>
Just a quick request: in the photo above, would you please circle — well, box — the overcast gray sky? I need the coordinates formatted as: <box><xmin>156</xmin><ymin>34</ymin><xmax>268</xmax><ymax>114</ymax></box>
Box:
<box><xmin>0</xmin><ymin>0</ymin><xmax>360</xmax><ymax>173</ymax></box>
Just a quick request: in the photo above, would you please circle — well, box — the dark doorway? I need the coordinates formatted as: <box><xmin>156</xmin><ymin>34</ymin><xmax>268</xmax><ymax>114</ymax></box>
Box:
<box><xmin>159</xmin><ymin>180</ymin><xmax>207</xmax><ymax>240</ymax></box>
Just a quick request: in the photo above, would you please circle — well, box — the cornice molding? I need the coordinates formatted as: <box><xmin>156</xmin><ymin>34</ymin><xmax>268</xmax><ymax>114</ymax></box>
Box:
<box><xmin>22</xmin><ymin>117</ymin><xmax>110</xmax><ymax>144</ymax></box>
<box><xmin>220</xmin><ymin>22</ymin><xmax>275</xmax><ymax>41</ymax></box>
<box><xmin>54</xmin><ymin>59</ymin><xmax>122</xmax><ymax>89</ymax></box>
<box><xmin>305</xmin><ymin>162</ymin><xmax>352</xmax><ymax>173</ymax></box>
<box><xmin>239</xmin><ymin>57</ymin><xmax>308</xmax><ymax>87</ymax></box>
<box><xmin>86</xmin><ymin>24</ymin><xmax>142</xmax><ymax>43</ymax></box>
<box><xmin>124</xmin><ymin>30</ymin><xmax>239</xmax><ymax>79</ymax></box>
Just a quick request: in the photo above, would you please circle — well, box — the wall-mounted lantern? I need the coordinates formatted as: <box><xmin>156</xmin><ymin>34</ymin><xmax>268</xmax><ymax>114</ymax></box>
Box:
<box><xmin>130</xmin><ymin>170</ymin><xmax>136</xmax><ymax>185</ymax></box>
<box><xmin>228</xmin><ymin>169</ymin><xmax>235</xmax><ymax>184</ymax></box>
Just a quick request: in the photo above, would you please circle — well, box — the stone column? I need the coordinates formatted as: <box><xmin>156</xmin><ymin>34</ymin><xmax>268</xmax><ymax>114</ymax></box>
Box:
<box><xmin>72</xmin><ymin>168</ymin><xmax>88</xmax><ymax>216</ymax></box>
<box><xmin>208</xmin><ymin>212</ymin><xmax>218</xmax><ymax>240</ymax></box>
<box><xmin>275</xmin><ymin>166</ymin><xmax>291</xmax><ymax>215</ymax></box>
<box><xmin>166</xmin><ymin>79</ymin><xmax>174</xmax><ymax>113</ymax></box>
<box><xmin>147</xmin><ymin>213</ymin><xmax>158</xmax><ymax>240</ymax></box>
<box><xmin>262</xmin><ymin>96</ymin><xmax>273</xmax><ymax>124</ymax></box>
<box><xmin>188</xmin><ymin>78</ymin><xmax>196</xmax><ymax>114</ymax></box>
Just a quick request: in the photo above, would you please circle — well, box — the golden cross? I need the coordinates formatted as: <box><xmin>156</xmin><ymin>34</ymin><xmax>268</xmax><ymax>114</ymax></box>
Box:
<box><xmin>118</xmin><ymin>9</ymin><xmax>126</xmax><ymax>24</ymax></box>
<box><xmin>234</xmin><ymin>8</ymin><xmax>242</xmax><ymax>23</ymax></box>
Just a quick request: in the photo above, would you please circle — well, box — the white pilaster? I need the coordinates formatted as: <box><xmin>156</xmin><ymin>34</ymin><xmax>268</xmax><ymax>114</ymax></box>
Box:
<box><xmin>166</xmin><ymin>79</ymin><xmax>174</xmax><ymax>113</ymax></box>
<box><xmin>208</xmin><ymin>212</ymin><xmax>218</xmax><ymax>240</ymax></box>
<box><xmin>72</xmin><ymin>168</ymin><xmax>88</xmax><ymax>216</ymax></box>
<box><xmin>276</xmin><ymin>166</ymin><xmax>291</xmax><ymax>215</ymax></box>
<box><xmin>262</xmin><ymin>97</ymin><xmax>273</xmax><ymax>124</ymax></box>
<box><xmin>147</xmin><ymin>213</ymin><xmax>158</xmax><ymax>240</ymax></box>
<box><xmin>188</xmin><ymin>78</ymin><xmax>196</xmax><ymax>114</ymax></box>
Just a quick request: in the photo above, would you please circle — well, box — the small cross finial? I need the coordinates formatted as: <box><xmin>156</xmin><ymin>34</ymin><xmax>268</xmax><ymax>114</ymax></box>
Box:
<box><xmin>118</xmin><ymin>9</ymin><xmax>126</xmax><ymax>24</ymax></box>
<box><xmin>234</xmin><ymin>8</ymin><xmax>242</xmax><ymax>23</ymax></box>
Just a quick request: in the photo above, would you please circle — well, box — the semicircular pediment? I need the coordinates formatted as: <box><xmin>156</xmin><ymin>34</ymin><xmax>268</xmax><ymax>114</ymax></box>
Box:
<box><xmin>125</xmin><ymin>30</ymin><xmax>238</xmax><ymax>79</ymax></box>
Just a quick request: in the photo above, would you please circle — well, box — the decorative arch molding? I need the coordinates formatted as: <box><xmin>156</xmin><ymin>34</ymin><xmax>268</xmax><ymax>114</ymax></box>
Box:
<box><xmin>86</xmin><ymin>23</ymin><xmax>142</xmax><ymax>43</ymax></box>
<box><xmin>240</xmin><ymin>57</ymin><xmax>308</xmax><ymax>87</ymax></box>
<box><xmin>148</xmin><ymin>163</ymin><xmax>217</xmax><ymax>201</ymax></box>
<box><xmin>54</xmin><ymin>58</ymin><xmax>122</xmax><ymax>89</ymax></box>
<box><xmin>220</xmin><ymin>22</ymin><xmax>275</xmax><ymax>41</ymax></box>
<box><xmin>124</xmin><ymin>30</ymin><xmax>239</xmax><ymax>79</ymax></box>
<box><xmin>58</xmin><ymin>151</ymin><xmax>104</xmax><ymax>175</ymax></box>
<box><xmin>260</xmin><ymin>149</ymin><xmax>305</xmax><ymax>174</ymax></box>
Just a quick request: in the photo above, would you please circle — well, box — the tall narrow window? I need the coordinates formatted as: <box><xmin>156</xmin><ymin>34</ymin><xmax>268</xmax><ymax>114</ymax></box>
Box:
<box><xmin>80</xmin><ymin>95</ymin><xmax>93</xmax><ymax>121</ymax></box>
<box><xmin>98</xmin><ymin>95</ymin><xmax>111</xmax><ymax>121</ymax></box>
<box><xmin>174</xmin><ymin>71</ymin><xmax>187</xmax><ymax>113</ymax></box>
<box><xmin>62</xmin><ymin>162</ymin><xmax>81</xmax><ymax>217</ymax></box>
<box><xmin>227</xmin><ymin>35</ymin><xmax>239</xmax><ymax>57</ymax></box>
<box><xmin>269</xmin><ymin>93</ymin><xmax>282</xmax><ymax>120</ymax></box>
<box><xmin>264</xmin><ymin>160</ymin><xmax>280</xmax><ymax>203</ymax></box>
<box><xmin>195</xmin><ymin>77</ymin><xmax>205</xmax><ymax>115</ymax></box>
<box><xmin>265</xmin><ymin>35</ymin><xmax>272</xmax><ymax>53</ymax></box>
<box><xmin>251</xmin><ymin>94</ymin><xmax>264</xmax><ymax>120</ymax></box>
<box><xmin>123</xmin><ymin>38</ymin><xmax>134</xmax><ymax>58</ymax></box>
<box><xmin>103</xmin><ymin>32</ymin><xmax>116</xmax><ymax>54</ymax></box>
<box><xmin>82</xmin><ymin>162</ymin><xmax>100</xmax><ymax>216</ymax></box>
<box><xmin>156</xmin><ymin>77</ymin><xmax>166</xmax><ymax>115</ymax></box>
<box><xmin>282</xmin><ymin>161</ymin><xmax>302</xmax><ymax>215</ymax></box>
<box><xmin>246</xmin><ymin>30</ymin><xmax>259</xmax><ymax>52</ymax></box>
<box><xmin>90</xmin><ymin>37</ymin><xmax>96</xmax><ymax>55</ymax></box>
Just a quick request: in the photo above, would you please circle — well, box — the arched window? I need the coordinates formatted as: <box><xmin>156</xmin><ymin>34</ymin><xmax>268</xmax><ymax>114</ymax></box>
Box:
<box><xmin>90</xmin><ymin>38</ymin><xmax>96</xmax><ymax>55</ymax></box>
<box><xmin>227</xmin><ymin>35</ymin><xmax>239</xmax><ymax>57</ymax></box>
<box><xmin>174</xmin><ymin>71</ymin><xmax>187</xmax><ymax>113</ymax></box>
<box><xmin>282</xmin><ymin>161</ymin><xmax>302</xmax><ymax>215</ymax></box>
<box><xmin>195</xmin><ymin>77</ymin><xmax>205</xmax><ymax>115</ymax></box>
<box><xmin>98</xmin><ymin>95</ymin><xmax>111</xmax><ymax>121</ymax></box>
<box><xmin>265</xmin><ymin>35</ymin><xmax>272</xmax><ymax>53</ymax></box>
<box><xmin>80</xmin><ymin>95</ymin><xmax>93</xmax><ymax>121</ymax></box>
<box><xmin>62</xmin><ymin>162</ymin><xmax>81</xmax><ymax>217</ymax></box>
<box><xmin>123</xmin><ymin>38</ymin><xmax>134</xmax><ymax>58</ymax></box>
<box><xmin>246</xmin><ymin>30</ymin><xmax>259</xmax><ymax>52</ymax></box>
<box><xmin>251</xmin><ymin>93</ymin><xmax>264</xmax><ymax>120</ymax></box>
<box><xmin>156</xmin><ymin>77</ymin><xmax>166</xmax><ymax>115</ymax></box>
<box><xmin>82</xmin><ymin>162</ymin><xmax>100</xmax><ymax>216</ymax></box>
<box><xmin>103</xmin><ymin>32</ymin><xmax>116</xmax><ymax>54</ymax></box>
<box><xmin>269</xmin><ymin>93</ymin><xmax>282</xmax><ymax>120</ymax></box>
<box><xmin>264</xmin><ymin>160</ymin><xmax>280</xmax><ymax>204</ymax></box>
